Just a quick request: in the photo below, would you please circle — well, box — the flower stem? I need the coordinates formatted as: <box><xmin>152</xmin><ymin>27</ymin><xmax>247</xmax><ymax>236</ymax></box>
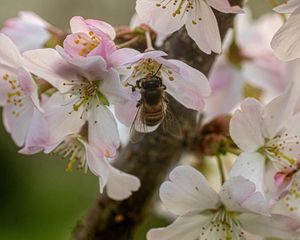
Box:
<box><xmin>117</xmin><ymin>36</ymin><xmax>139</xmax><ymax>48</ymax></box>
<box><xmin>145</xmin><ymin>31</ymin><xmax>154</xmax><ymax>51</ymax></box>
<box><xmin>216</xmin><ymin>154</ymin><xmax>226</xmax><ymax>185</ymax></box>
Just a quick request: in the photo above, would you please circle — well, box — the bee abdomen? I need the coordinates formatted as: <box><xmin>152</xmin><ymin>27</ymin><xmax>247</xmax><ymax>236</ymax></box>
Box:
<box><xmin>143</xmin><ymin>108</ymin><xmax>164</xmax><ymax>126</ymax></box>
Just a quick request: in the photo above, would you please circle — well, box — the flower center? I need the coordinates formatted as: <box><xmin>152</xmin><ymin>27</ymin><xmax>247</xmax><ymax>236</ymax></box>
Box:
<box><xmin>155</xmin><ymin>0</ymin><xmax>193</xmax><ymax>16</ymax></box>
<box><xmin>2</xmin><ymin>73</ymin><xmax>24</xmax><ymax>117</ymax></box>
<box><xmin>283</xmin><ymin>177</ymin><xmax>300</xmax><ymax>213</ymax></box>
<box><xmin>53</xmin><ymin>136</ymin><xmax>88</xmax><ymax>173</ymax></box>
<box><xmin>63</xmin><ymin>79</ymin><xmax>109</xmax><ymax>119</ymax></box>
<box><xmin>125</xmin><ymin>58</ymin><xmax>174</xmax><ymax>87</ymax></box>
<box><xmin>73</xmin><ymin>31</ymin><xmax>101</xmax><ymax>56</ymax></box>
<box><xmin>264</xmin><ymin>133</ymin><xmax>300</xmax><ymax>173</ymax></box>
<box><xmin>200</xmin><ymin>208</ymin><xmax>245</xmax><ymax>240</ymax></box>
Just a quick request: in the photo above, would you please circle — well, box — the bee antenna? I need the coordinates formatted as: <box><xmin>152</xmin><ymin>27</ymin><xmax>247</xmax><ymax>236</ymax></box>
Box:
<box><xmin>153</xmin><ymin>64</ymin><xmax>162</xmax><ymax>77</ymax></box>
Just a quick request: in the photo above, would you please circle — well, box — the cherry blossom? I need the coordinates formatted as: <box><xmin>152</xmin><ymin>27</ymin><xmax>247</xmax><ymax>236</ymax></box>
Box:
<box><xmin>205</xmin><ymin>11</ymin><xmax>287</xmax><ymax>121</ymax></box>
<box><xmin>147</xmin><ymin>166</ymin><xmax>300</xmax><ymax>240</ymax></box>
<box><xmin>23</xmin><ymin>45</ymin><xmax>127</xmax><ymax>158</ymax></box>
<box><xmin>1</xmin><ymin>11</ymin><xmax>51</xmax><ymax>52</ymax></box>
<box><xmin>271</xmin><ymin>0</ymin><xmax>300</xmax><ymax>61</ymax></box>
<box><xmin>63</xmin><ymin>16</ymin><xmax>116</xmax><ymax>61</ymax></box>
<box><xmin>47</xmin><ymin>134</ymin><xmax>140</xmax><ymax>200</ymax></box>
<box><xmin>229</xmin><ymin>81</ymin><xmax>300</xmax><ymax>196</ymax></box>
<box><xmin>136</xmin><ymin>0</ymin><xmax>243</xmax><ymax>54</ymax></box>
<box><xmin>0</xmin><ymin>33</ymin><xmax>47</xmax><ymax>153</ymax></box>
<box><xmin>112</xmin><ymin>49</ymin><xmax>211</xmax><ymax>132</ymax></box>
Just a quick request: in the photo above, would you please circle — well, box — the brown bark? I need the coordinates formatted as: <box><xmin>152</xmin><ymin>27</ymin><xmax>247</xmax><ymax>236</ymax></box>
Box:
<box><xmin>72</xmin><ymin>1</ymin><xmax>243</xmax><ymax>239</ymax></box>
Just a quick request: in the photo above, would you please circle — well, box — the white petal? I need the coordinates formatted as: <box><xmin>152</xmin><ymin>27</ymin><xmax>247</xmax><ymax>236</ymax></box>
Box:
<box><xmin>273</xmin><ymin>0</ymin><xmax>300</xmax><ymax>13</ymax></box>
<box><xmin>114</xmin><ymin>96</ymin><xmax>139</xmax><ymax>127</ymax></box>
<box><xmin>43</xmin><ymin>92</ymin><xmax>85</xmax><ymax>149</ymax></box>
<box><xmin>108</xmin><ymin>48</ymin><xmax>140</xmax><ymax>68</ymax></box>
<box><xmin>106</xmin><ymin>165</ymin><xmax>141</xmax><ymax>201</ymax></box>
<box><xmin>230</xmin><ymin>98</ymin><xmax>265</xmax><ymax>152</ymax></box>
<box><xmin>185</xmin><ymin>1</ymin><xmax>221</xmax><ymax>54</ymax></box>
<box><xmin>220</xmin><ymin>176</ymin><xmax>269</xmax><ymax>215</ymax></box>
<box><xmin>19</xmin><ymin>108</ymin><xmax>48</xmax><ymax>154</ymax></box>
<box><xmin>88</xmin><ymin>104</ymin><xmax>120</xmax><ymax>158</ymax></box>
<box><xmin>163</xmin><ymin>59</ymin><xmax>211</xmax><ymax>111</ymax></box>
<box><xmin>230</xmin><ymin>152</ymin><xmax>266</xmax><ymax>194</ymax></box>
<box><xmin>271</xmin><ymin>7</ymin><xmax>300</xmax><ymax>61</ymax></box>
<box><xmin>0</xmin><ymin>33</ymin><xmax>21</xmax><ymax>69</ymax></box>
<box><xmin>100</xmin><ymin>68</ymin><xmax>129</xmax><ymax>104</ymax></box>
<box><xmin>136</xmin><ymin>0</ymin><xmax>186</xmax><ymax>34</ymax></box>
<box><xmin>160</xmin><ymin>166</ymin><xmax>220</xmax><ymax>215</ymax></box>
<box><xmin>23</xmin><ymin>48</ymin><xmax>79</xmax><ymax>92</ymax></box>
<box><xmin>56</xmin><ymin>46</ymin><xmax>107</xmax><ymax>81</ymax></box>
<box><xmin>81</xmin><ymin>140</ymin><xmax>109</xmax><ymax>192</ymax></box>
<box><xmin>147</xmin><ymin>213</ymin><xmax>210</xmax><ymax>240</ymax></box>
<box><xmin>206</xmin><ymin>0</ymin><xmax>244</xmax><ymax>13</ymax></box>
<box><xmin>238</xmin><ymin>213</ymin><xmax>300</xmax><ymax>239</ymax></box>
<box><xmin>3</xmin><ymin>98</ymin><xmax>33</xmax><ymax>146</ymax></box>
<box><xmin>262</xmin><ymin>79</ymin><xmax>299</xmax><ymax>139</ymax></box>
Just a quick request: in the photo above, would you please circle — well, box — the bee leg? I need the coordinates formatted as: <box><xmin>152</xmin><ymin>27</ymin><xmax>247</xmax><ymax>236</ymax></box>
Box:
<box><xmin>136</xmin><ymin>79</ymin><xmax>142</xmax><ymax>89</ymax></box>
<box><xmin>136</xmin><ymin>100</ymin><xmax>142</xmax><ymax>108</ymax></box>
<box><xmin>125</xmin><ymin>83</ymin><xmax>137</xmax><ymax>92</ymax></box>
<box><xmin>162</xmin><ymin>84</ymin><xmax>167</xmax><ymax>90</ymax></box>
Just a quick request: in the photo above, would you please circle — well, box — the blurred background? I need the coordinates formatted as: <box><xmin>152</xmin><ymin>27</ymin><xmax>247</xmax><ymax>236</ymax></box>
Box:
<box><xmin>0</xmin><ymin>0</ymin><xmax>274</xmax><ymax>239</ymax></box>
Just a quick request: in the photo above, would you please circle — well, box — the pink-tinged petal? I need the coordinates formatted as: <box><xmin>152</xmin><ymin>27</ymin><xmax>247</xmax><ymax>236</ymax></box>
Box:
<box><xmin>18</xmin><ymin>11</ymin><xmax>50</xmax><ymax>27</ymax></box>
<box><xmin>17</xmin><ymin>67</ymin><xmax>43</xmax><ymax>112</ymax></box>
<box><xmin>115</xmin><ymin>92</ymin><xmax>140</xmax><ymax>127</ymax></box>
<box><xmin>80</xmin><ymin>140</ymin><xmax>109</xmax><ymax>192</ymax></box>
<box><xmin>206</xmin><ymin>0</ymin><xmax>244</xmax><ymax>13</ymax></box>
<box><xmin>85</xmin><ymin>19</ymin><xmax>116</xmax><ymax>40</ymax></box>
<box><xmin>136</xmin><ymin>0</ymin><xmax>187</xmax><ymax>34</ymax></box>
<box><xmin>43</xmin><ymin>92</ymin><xmax>85</xmax><ymax>148</ymax></box>
<box><xmin>230</xmin><ymin>98</ymin><xmax>265</xmax><ymax>152</ymax></box>
<box><xmin>205</xmin><ymin>57</ymin><xmax>244</xmax><ymax>120</ymax></box>
<box><xmin>56</xmin><ymin>46</ymin><xmax>107</xmax><ymax>81</ymax></box>
<box><xmin>163</xmin><ymin>60</ymin><xmax>210</xmax><ymax>111</ymax></box>
<box><xmin>262</xmin><ymin>79</ymin><xmax>299</xmax><ymax>139</ymax></box>
<box><xmin>220</xmin><ymin>176</ymin><xmax>269</xmax><ymax>215</ymax></box>
<box><xmin>274</xmin><ymin>0</ymin><xmax>300</xmax><ymax>13</ymax></box>
<box><xmin>0</xmin><ymin>33</ymin><xmax>21</xmax><ymax>69</ymax></box>
<box><xmin>2</xmin><ymin>18</ymin><xmax>50</xmax><ymax>52</ymax></box>
<box><xmin>19</xmin><ymin>108</ymin><xmax>49</xmax><ymax>154</ymax></box>
<box><xmin>69</xmin><ymin>16</ymin><xmax>90</xmax><ymax>33</ymax></box>
<box><xmin>271</xmin><ymin>7</ymin><xmax>300</xmax><ymax>61</ymax></box>
<box><xmin>23</xmin><ymin>48</ymin><xmax>80</xmax><ymax>92</ymax></box>
<box><xmin>88</xmin><ymin>104</ymin><xmax>120</xmax><ymax>158</ymax></box>
<box><xmin>109</xmin><ymin>48</ymin><xmax>140</xmax><ymax>68</ymax></box>
<box><xmin>100</xmin><ymin>69</ymin><xmax>129</xmax><ymax>104</ymax></box>
<box><xmin>160</xmin><ymin>166</ymin><xmax>220</xmax><ymax>215</ymax></box>
<box><xmin>106</xmin><ymin>165</ymin><xmax>141</xmax><ymax>200</ymax></box>
<box><xmin>3</xmin><ymin>98</ymin><xmax>33</xmax><ymax>146</ymax></box>
<box><xmin>230</xmin><ymin>152</ymin><xmax>266</xmax><ymax>194</ymax></box>
<box><xmin>147</xmin><ymin>213</ymin><xmax>211</xmax><ymax>240</ymax></box>
<box><xmin>238</xmin><ymin>213</ymin><xmax>300</xmax><ymax>239</ymax></box>
<box><xmin>185</xmin><ymin>1</ymin><xmax>221</xmax><ymax>54</ymax></box>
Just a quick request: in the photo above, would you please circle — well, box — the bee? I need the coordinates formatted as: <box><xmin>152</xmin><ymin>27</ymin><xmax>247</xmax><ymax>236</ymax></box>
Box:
<box><xmin>129</xmin><ymin>65</ymin><xmax>181</xmax><ymax>142</ymax></box>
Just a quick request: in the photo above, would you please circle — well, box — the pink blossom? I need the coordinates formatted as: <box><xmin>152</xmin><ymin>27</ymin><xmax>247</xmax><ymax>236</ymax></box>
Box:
<box><xmin>111</xmin><ymin>49</ymin><xmax>211</xmax><ymax>132</ymax></box>
<box><xmin>63</xmin><ymin>16</ymin><xmax>116</xmax><ymax>62</ymax></box>
<box><xmin>0</xmin><ymin>33</ymin><xmax>47</xmax><ymax>153</ymax></box>
<box><xmin>23</xmin><ymin>45</ymin><xmax>128</xmax><ymax>158</ymax></box>
<box><xmin>1</xmin><ymin>11</ymin><xmax>51</xmax><ymax>52</ymax></box>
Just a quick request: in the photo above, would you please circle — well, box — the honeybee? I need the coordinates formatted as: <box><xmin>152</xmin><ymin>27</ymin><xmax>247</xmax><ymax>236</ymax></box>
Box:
<box><xmin>129</xmin><ymin>65</ymin><xmax>182</xmax><ymax>142</ymax></box>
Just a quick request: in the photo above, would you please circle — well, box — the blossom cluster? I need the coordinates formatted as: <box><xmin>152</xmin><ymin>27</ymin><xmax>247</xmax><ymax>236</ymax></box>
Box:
<box><xmin>1</xmin><ymin>0</ymin><xmax>300</xmax><ymax>239</ymax></box>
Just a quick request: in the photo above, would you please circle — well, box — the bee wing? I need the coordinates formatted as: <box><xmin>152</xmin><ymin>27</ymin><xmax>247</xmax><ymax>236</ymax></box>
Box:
<box><xmin>161</xmin><ymin>97</ymin><xmax>183</xmax><ymax>139</ymax></box>
<box><xmin>129</xmin><ymin>104</ymin><xmax>160</xmax><ymax>143</ymax></box>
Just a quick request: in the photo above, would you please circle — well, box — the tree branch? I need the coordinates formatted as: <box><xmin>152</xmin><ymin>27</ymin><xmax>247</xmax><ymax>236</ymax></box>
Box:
<box><xmin>72</xmin><ymin>1</ymin><xmax>243</xmax><ymax>239</ymax></box>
